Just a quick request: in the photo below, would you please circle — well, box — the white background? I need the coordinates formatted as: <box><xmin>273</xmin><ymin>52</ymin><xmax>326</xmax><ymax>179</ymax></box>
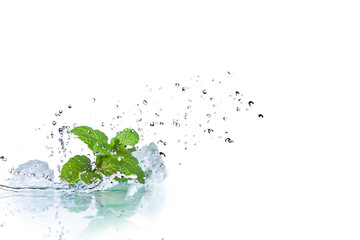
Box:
<box><xmin>1</xmin><ymin>1</ymin><xmax>360</xmax><ymax>239</ymax></box>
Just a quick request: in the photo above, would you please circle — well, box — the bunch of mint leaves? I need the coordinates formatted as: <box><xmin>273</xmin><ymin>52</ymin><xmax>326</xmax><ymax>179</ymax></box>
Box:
<box><xmin>60</xmin><ymin>126</ymin><xmax>146</xmax><ymax>185</ymax></box>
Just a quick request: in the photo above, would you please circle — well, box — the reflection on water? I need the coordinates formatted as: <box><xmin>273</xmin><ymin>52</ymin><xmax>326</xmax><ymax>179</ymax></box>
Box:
<box><xmin>0</xmin><ymin>183</ymin><xmax>165</xmax><ymax>239</ymax></box>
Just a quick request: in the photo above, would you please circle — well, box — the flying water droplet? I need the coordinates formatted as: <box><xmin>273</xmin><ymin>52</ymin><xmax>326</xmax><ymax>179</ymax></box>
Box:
<box><xmin>160</xmin><ymin>152</ymin><xmax>166</xmax><ymax>157</ymax></box>
<box><xmin>182</xmin><ymin>87</ymin><xmax>186</xmax><ymax>92</ymax></box>
<box><xmin>236</xmin><ymin>107</ymin><xmax>241</xmax><ymax>112</ymax></box>
<box><xmin>235</xmin><ymin>91</ymin><xmax>240</xmax><ymax>96</ymax></box>
<box><xmin>143</xmin><ymin>100</ymin><xmax>148</xmax><ymax>105</ymax></box>
<box><xmin>92</xmin><ymin>98</ymin><xmax>96</xmax><ymax>103</ymax></box>
<box><xmin>248</xmin><ymin>101</ymin><xmax>254</xmax><ymax>107</ymax></box>
<box><xmin>206</xmin><ymin>114</ymin><xmax>211</xmax><ymax>118</ymax></box>
<box><xmin>87</xmin><ymin>130</ymin><xmax>91</xmax><ymax>134</ymax></box>
<box><xmin>68</xmin><ymin>104</ymin><xmax>72</xmax><ymax>108</ymax></box>
<box><xmin>225</xmin><ymin>138</ymin><xmax>234</xmax><ymax>143</ymax></box>
<box><xmin>258</xmin><ymin>114</ymin><xmax>264</xmax><ymax>118</ymax></box>
<box><xmin>175</xmin><ymin>83</ymin><xmax>180</xmax><ymax>87</ymax></box>
<box><xmin>202</xmin><ymin>89</ymin><xmax>207</xmax><ymax>94</ymax></box>
<box><xmin>223</xmin><ymin>117</ymin><xmax>227</xmax><ymax>121</ymax></box>
<box><xmin>0</xmin><ymin>156</ymin><xmax>7</xmax><ymax>162</ymax></box>
<box><xmin>207</xmin><ymin>128</ymin><xmax>214</xmax><ymax>134</ymax></box>
<box><xmin>124</xmin><ymin>145</ymin><xmax>133</xmax><ymax>150</ymax></box>
<box><xmin>173</xmin><ymin>120</ymin><xmax>180</xmax><ymax>127</ymax></box>
<box><xmin>150</xmin><ymin>122</ymin><xmax>155</xmax><ymax>126</ymax></box>
<box><xmin>52</xmin><ymin>121</ymin><xmax>56</xmax><ymax>125</ymax></box>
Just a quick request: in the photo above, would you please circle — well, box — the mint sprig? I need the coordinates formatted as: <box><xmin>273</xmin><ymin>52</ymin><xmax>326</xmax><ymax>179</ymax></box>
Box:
<box><xmin>60</xmin><ymin>126</ymin><xmax>146</xmax><ymax>185</ymax></box>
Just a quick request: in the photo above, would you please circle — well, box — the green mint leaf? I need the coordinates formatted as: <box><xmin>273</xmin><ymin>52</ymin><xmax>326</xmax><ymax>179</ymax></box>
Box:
<box><xmin>60</xmin><ymin>155</ymin><xmax>102</xmax><ymax>184</ymax></box>
<box><xmin>71</xmin><ymin>126</ymin><xmax>110</xmax><ymax>156</ymax></box>
<box><xmin>97</xmin><ymin>153</ymin><xmax>145</xmax><ymax>184</ymax></box>
<box><xmin>110</xmin><ymin>128</ymin><xmax>139</xmax><ymax>148</ymax></box>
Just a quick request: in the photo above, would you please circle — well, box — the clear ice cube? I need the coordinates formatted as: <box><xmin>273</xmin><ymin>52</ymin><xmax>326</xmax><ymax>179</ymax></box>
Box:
<box><xmin>9</xmin><ymin>160</ymin><xmax>55</xmax><ymax>188</ymax></box>
<box><xmin>132</xmin><ymin>142</ymin><xmax>167</xmax><ymax>184</ymax></box>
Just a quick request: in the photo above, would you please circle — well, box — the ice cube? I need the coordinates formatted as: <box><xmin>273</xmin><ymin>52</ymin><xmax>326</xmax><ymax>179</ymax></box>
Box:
<box><xmin>132</xmin><ymin>142</ymin><xmax>167</xmax><ymax>184</ymax></box>
<box><xmin>9</xmin><ymin>160</ymin><xmax>55</xmax><ymax>188</ymax></box>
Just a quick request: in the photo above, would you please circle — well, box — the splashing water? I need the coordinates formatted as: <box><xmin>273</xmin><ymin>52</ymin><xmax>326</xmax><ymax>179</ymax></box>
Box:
<box><xmin>1</xmin><ymin>72</ymin><xmax>263</xmax><ymax>190</ymax></box>
<box><xmin>0</xmin><ymin>72</ymin><xmax>263</xmax><ymax>240</ymax></box>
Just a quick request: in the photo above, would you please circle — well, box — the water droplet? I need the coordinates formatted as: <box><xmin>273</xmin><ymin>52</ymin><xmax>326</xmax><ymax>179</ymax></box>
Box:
<box><xmin>87</xmin><ymin>130</ymin><xmax>91</xmax><ymax>134</ymax></box>
<box><xmin>248</xmin><ymin>101</ymin><xmax>254</xmax><ymax>107</ymax></box>
<box><xmin>52</xmin><ymin>121</ymin><xmax>56</xmax><ymax>125</ymax></box>
<box><xmin>207</xmin><ymin>128</ymin><xmax>214</xmax><ymax>134</ymax></box>
<box><xmin>30</xmin><ymin>173</ymin><xmax>35</xmax><ymax>178</ymax></box>
<box><xmin>236</xmin><ymin>107</ymin><xmax>241</xmax><ymax>111</ymax></box>
<box><xmin>258</xmin><ymin>114</ymin><xmax>264</xmax><ymax>118</ymax></box>
<box><xmin>160</xmin><ymin>164</ymin><xmax>164</xmax><ymax>168</ymax></box>
<box><xmin>150</xmin><ymin>122</ymin><xmax>155</xmax><ymax>126</ymax></box>
<box><xmin>95</xmin><ymin>152</ymin><xmax>100</xmax><ymax>155</ymax></box>
<box><xmin>210</xmin><ymin>97</ymin><xmax>214</xmax><ymax>101</ymax></box>
<box><xmin>225</xmin><ymin>138</ymin><xmax>234</xmax><ymax>143</ymax></box>
<box><xmin>206</xmin><ymin>114</ymin><xmax>211</xmax><ymax>118</ymax></box>
<box><xmin>175</xmin><ymin>83</ymin><xmax>180</xmax><ymax>87</ymax></box>
<box><xmin>173</xmin><ymin>120</ymin><xmax>180</xmax><ymax>127</ymax></box>
<box><xmin>117</xmin><ymin>156</ymin><xmax>122</xmax><ymax>161</ymax></box>
<box><xmin>124</xmin><ymin>145</ymin><xmax>133</xmax><ymax>150</ymax></box>
<box><xmin>182</xmin><ymin>87</ymin><xmax>186</xmax><ymax>92</ymax></box>
<box><xmin>59</xmin><ymin>109</ymin><xmax>63</xmax><ymax>114</ymax></box>
<box><xmin>92</xmin><ymin>98</ymin><xmax>96</xmax><ymax>103</ymax></box>
<box><xmin>160</xmin><ymin>152</ymin><xmax>166</xmax><ymax>157</ymax></box>
<box><xmin>115</xmin><ymin>104</ymin><xmax>119</xmax><ymax>108</ymax></box>
<box><xmin>0</xmin><ymin>156</ymin><xmax>7</xmax><ymax>162</ymax></box>
<box><xmin>202</xmin><ymin>89</ymin><xmax>207</xmax><ymax>94</ymax></box>
<box><xmin>143</xmin><ymin>100</ymin><xmax>148</xmax><ymax>105</ymax></box>
<box><xmin>235</xmin><ymin>91</ymin><xmax>240</xmax><ymax>96</ymax></box>
<box><xmin>68</xmin><ymin>104</ymin><xmax>72</xmax><ymax>108</ymax></box>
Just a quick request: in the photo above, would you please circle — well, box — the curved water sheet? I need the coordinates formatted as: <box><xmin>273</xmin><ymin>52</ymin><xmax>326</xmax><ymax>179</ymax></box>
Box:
<box><xmin>0</xmin><ymin>183</ymin><xmax>166</xmax><ymax>239</ymax></box>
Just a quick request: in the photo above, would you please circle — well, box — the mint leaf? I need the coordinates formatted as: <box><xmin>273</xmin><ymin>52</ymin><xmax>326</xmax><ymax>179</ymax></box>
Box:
<box><xmin>60</xmin><ymin>155</ymin><xmax>102</xmax><ymax>184</ymax></box>
<box><xmin>71</xmin><ymin>126</ymin><xmax>110</xmax><ymax>156</ymax></box>
<box><xmin>97</xmin><ymin>153</ymin><xmax>145</xmax><ymax>184</ymax></box>
<box><xmin>62</xmin><ymin>126</ymin><xmax>146</xmax><ymax>185</ymax></box>
<box><xmin>110</xmin><ymin>128</ymin><xmax>139</xmax><ymax>148</ymax></box>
